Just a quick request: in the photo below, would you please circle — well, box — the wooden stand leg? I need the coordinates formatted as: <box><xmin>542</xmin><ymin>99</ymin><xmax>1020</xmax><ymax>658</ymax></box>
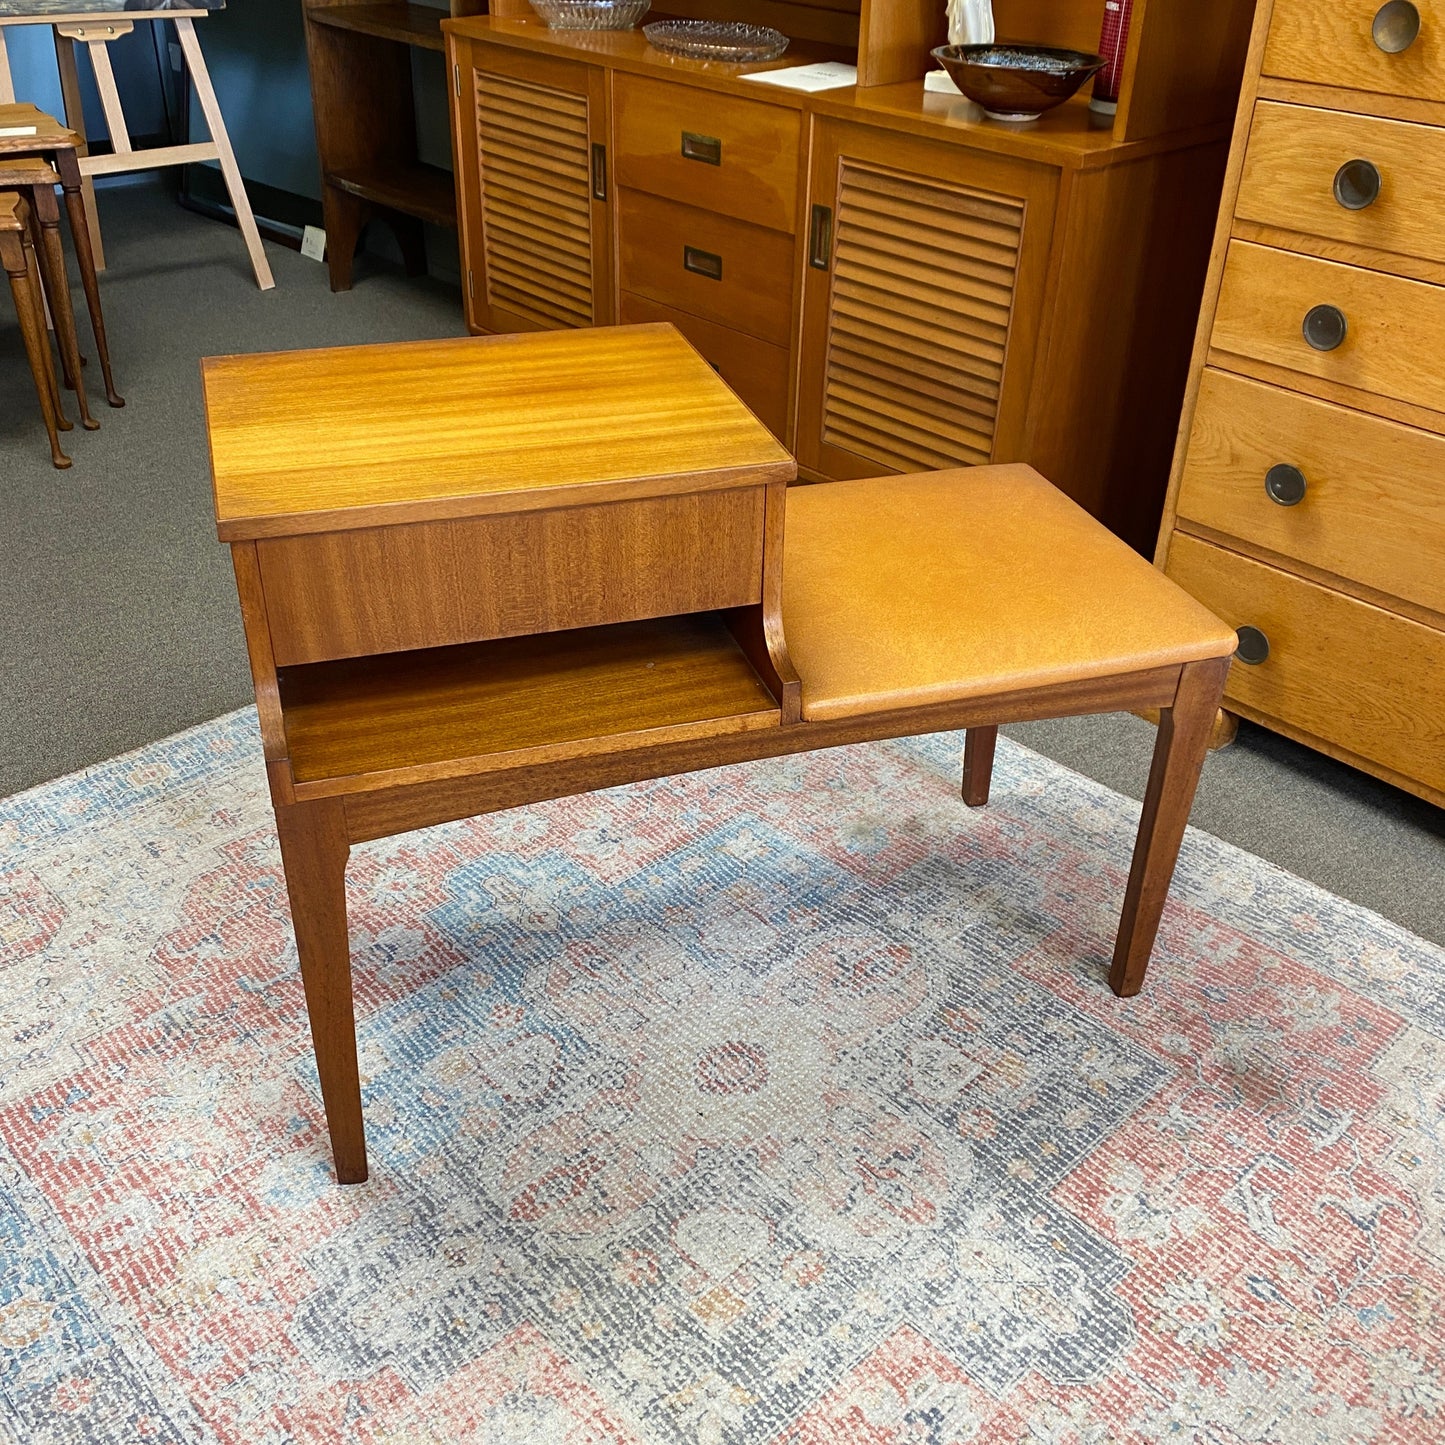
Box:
<box><xmin>322</xmin><ymin>186</ymin><xmax>370</xmax><ymax>293</ymax></box>
<box><xmin>3</xmin><ymin>230</ymin><xmax>71</xmax><ymax>468</ymax></box>
<box><xmin>55</xmin><ymin>150</ymin><xmax>123</xmax><ymax>407</ymax></box>
<box><xmin>174</xmin><ymin>19</ymin><xmax>275</xmax><ymax>292</ymax></box>
<box><xmin>0</xmin><ymin>28</ymin><xmax>14</xmax><ymax>105</ymax></box>
<box><xmin>31</xmin><ymin>185</ymin><xmax>97</xmax><ymax>429</ymax></box>
<box><xmin>962</xmin><ymin>725</ymin><xmax>997</xmax><ymax>808</ymax></box>
<box><xmin>274</xmin><ymin>798</ymin><xmax>368</xmax><ymax>1184</ymax></box>
<box><xmin>1109</xmin><ymin>657</ymin><xmax>1231</xmax><ymax>998</ymax></box>
<box><xmin>53</xmin><ymin>29</ymin><xmax>105</xmax><ymax>269</ymax></box>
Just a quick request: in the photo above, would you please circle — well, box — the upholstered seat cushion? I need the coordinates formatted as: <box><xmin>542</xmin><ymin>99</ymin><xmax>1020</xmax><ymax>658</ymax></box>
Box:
<box><xmin>781</xmin><ymin>464</ymin><xmax>1238</xmax><ymax>721</ymax></box>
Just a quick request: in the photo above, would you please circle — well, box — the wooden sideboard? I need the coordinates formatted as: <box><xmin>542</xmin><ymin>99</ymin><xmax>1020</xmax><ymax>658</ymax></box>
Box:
<box><xmin>443</xmin><ymin>0</ymin><xmax>1255</xmax><ymax>552</ymax></box>
<box><xmin>1156</xmin><ymin>0</ymin><xmax>1445</xmax><ymax>807</ymax></box>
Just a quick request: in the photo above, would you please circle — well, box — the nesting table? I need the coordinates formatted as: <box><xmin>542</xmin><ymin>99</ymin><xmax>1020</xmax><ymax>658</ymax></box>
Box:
<box><xmin>205</xmin><ymin>324</ymin><xmax>1236</xmax><ymax>1184</ymax></box>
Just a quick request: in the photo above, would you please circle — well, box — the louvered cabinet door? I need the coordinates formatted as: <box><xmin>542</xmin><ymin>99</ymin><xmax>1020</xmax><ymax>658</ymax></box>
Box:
<box><xmin>796</xmin><ymin>123</ymin><xmax>1059</xmax><ymax>481</ymax></box>
<box><xmin>452</xmin><ymin>42</ymin><xmax>613</xmax><ymax>335</ymax></box>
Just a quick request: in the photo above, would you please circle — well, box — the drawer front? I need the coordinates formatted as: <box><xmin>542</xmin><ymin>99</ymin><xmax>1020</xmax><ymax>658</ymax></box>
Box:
<box><xmin>258</xmin><ymin>490</ymin><xmax>766</xmax><ymax>666</ymax></box>
<box><xmin>619</xmin><ymin>292</ymin><xmax>791</xmax><ymax>441</ymax></box>
<box><xmin>1263</xmin><ymin>0</ymin><xmax>1445</xmax><ymax>101</ymax></box>
<box><xmin>1238</xmin><ymin>102</ymin><xmax>1445</xmax><ymax>271</ymax></box>
<box><xmin>617</xmin><ymin>188</ymin><xmax>795</xmax><ymax>348</ymax></box>
<box><xmin>1211</xmin><ymin>240</ymin><xmax>1445</xmax><ymax>414</ymax></box>
<box><xmin>613</xmin><ymin>73</ymin><xmax>801</xmax><ymax>233</ymax></box>
<box><xmin>1166</xmin><ymin>533</ymin><xmax>1445</xmax><ymax>794</ymax></box>
<box><xmin>1176</xmin><ymin>369</ymin><xmax>1445</xmax><ymax>615</ymax></box>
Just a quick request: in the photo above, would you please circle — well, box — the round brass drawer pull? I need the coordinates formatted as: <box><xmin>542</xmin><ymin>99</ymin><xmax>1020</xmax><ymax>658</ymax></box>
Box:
<box><xmin>1334</xmin><ymin>158</ymin><xmax>1382</xmax><ymax>211</ymax></box>
<box><xmin>1235</xmin><ymin>626</ymin><xmax>1271</xmax><ymax>666</ymax></box>
<box><xmin>1373</xmin><ymin>0</ymin><xmax>1422</xmax><ymax>53</ymax></box>
<box><xmin>1265</xmin><ymin>463</ymin><xmax>1307</xmax><ymax>506</ymax></box>
<box><xmin>1303</xmin><ymin>304</ymin><xmax>1348</xmax><ymax>352</ymax></box>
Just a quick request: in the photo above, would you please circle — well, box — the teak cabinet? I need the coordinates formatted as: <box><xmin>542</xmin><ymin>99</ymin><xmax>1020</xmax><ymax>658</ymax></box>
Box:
<box><xmin>446</xmin><ymin>0</ymin><xmax>1256</xmax><ymax>551</ymax></box>
<box><xmin>1156</xmin><ymin>0</ymin><xmax>1445</xmax><ymax>807</ymax></box>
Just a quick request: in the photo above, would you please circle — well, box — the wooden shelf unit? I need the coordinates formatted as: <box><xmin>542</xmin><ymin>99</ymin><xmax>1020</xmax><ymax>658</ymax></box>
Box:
<box><xmin>445</xmin><ymin>0</ymin><xmax>1255</xmax><ymax>551</ymax></box>
<box><xmin>302</xmin><ymin>0</ymin><xmax>486</xmax><ymax>290</ymax></box>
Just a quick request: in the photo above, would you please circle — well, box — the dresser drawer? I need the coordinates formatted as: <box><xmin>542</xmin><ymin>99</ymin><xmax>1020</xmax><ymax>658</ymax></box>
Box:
<box><xmin>1165</xmin><ymin>534</ymin><xmax>1445</xmax><ymax>795</ymax></box>
<box><xmin>617</xmin><ymin>188</ymin><xmax>795</xmax><ymax>348</ymax></box>
<box><xmin>1212</xmin><ymin>240</ymin><xmax>1445</xmax><ymax>415</ymax></box>
<box><xmin>1176</xmin><ymin>369</ymin><xmax>1445</xmax><ymax>615</ymax></box>
<box><xmin>613</xmin><ymin>74</ymin><xmax>801</xmax><ymax>234</ymax></box>
<box><xmin>619</xmin><ymin>292</ymin><xmax>791</xmax><ymax>441</ymax></box>
<box><xmin>1238</xmin><ymin>102</ymin><xmax>1445</xmax><ymax>273</ymax></box>
<box><xmin>1263</xmin><ymin>0</ymin><xmax>1445</xmax><ymax>102</ymax></box>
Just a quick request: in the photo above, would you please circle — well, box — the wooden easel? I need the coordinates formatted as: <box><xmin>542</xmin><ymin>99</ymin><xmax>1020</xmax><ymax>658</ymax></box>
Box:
<box><xmin>0</xmin><ymin>9</ymin><xmax>273</xmax><ymax>289</ymax></box>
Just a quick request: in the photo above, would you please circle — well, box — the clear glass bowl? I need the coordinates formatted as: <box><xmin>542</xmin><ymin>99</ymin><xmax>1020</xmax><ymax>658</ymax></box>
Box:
<box><xmin>529</xmin><ymin>0</ymin><xmax>650</xmax><ymax>30</ymax></box>
<box><xmin>641</xmin><ymin>19</ymin><xmax>790</xmax><ymax>61</ymax></box>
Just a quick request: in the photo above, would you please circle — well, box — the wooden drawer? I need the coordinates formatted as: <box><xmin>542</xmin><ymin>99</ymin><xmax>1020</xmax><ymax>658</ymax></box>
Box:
<box><xmin>1212</xmin><ymin>240</ymin><xmax>1445</xmax><ymax>415</ymax></box>
<box><xmin>1176</xmin><ymin>369</ymin><xmax>1445</xmax><ymax>616</ymax></box>
<box><xmin>1237</xmin><ymin>102</ymin><xmax>1445</xmax><ymax>273</ymax></box>
<box><xmin>619</xmin><ymin>292</ymin><xmax>791</xmax><ymax>441</ymax></box>
<box><xmin>1263</xmin><ymin>0</ymin><xmax>1445</xmax><ymax>102</ymax></box>
<box><xmin>1166</xmin><ymin>533</ymin><xmax>1445</xmax><ymax>796</ymax></box>
<box><xmin>613</xmin><ymin>73</ymin><xmax>800</xmax><ymax>234</ymax></box>
<box><xmin>257</xmin><ymin>490</ymin><xmax>766</xmax><ymax>665</ymax></box>
<box><xmin>617</xmin><ymin>188</ymin><xmax>795</xmax><ymax>348</ymax></box>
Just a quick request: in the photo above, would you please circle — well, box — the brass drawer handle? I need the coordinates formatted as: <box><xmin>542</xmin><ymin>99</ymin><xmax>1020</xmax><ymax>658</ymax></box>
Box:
<box><xmin>809</xmin><ymin>203</ymin><xmax>833</xmax><ymax>271</ymax></box>
<box><xmin>1334</xmin><ymin>158</ymin><xmax>1381</xmax><ymax>210</ymax></box>
<box><xmin>1303</xmin><ymin>304</ymin><xmax>1347</xmax><ymax>351</ymax></box>
<box><xmin>681</xmin><ymin>131</ymin><xmax>722</xmax><ymax>165</ymax></box>
<box><xmin>1235</xmin><ymin>626</ymin><xmax>1271</xmax><ymax>665</ymax></box>
<box><xmin>1265</xmin><ymin>463</ymin><xmax>1307</xmax><ymax>506</ymax></box>
<box><xmin>590</xmin><ymin>142</ymin><xmax>607</xmax><ymax>202</ymax></box>
<box><xmin>683</xmin><ymin>245</ymin><xmax>723</xmax><ymax>280</ymax></box>
<box><xmin>1373</xmin><ymin>0</ymin><xmax>1421</xmax><ymax>52</ymax></box>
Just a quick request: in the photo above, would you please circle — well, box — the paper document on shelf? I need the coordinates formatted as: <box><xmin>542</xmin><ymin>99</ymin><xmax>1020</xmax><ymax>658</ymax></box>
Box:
<box><xmin>924</xmin><ymin>70</ymin><xmax>964</xmax><ymax>94</ymax></box>
<box><xmin>0</xmin><ymin>125</ymin><xmax>40</xmax><ymax>136</ymax></box>
<box><xmin>742</xmin><ymin>62</ymin><xmax>858</xmax><ymax>92</ymax></box>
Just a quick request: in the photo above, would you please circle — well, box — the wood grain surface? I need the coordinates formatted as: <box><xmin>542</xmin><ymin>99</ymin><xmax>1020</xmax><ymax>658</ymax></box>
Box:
<box><xmin>1262</xmin><ymin>0</ymin><xmax>1445</xmax><ymax>101</ymax></box>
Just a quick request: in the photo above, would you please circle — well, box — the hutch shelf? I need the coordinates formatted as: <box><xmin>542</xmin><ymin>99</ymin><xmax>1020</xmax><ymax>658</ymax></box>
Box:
<box><xmin>443</xmin><ymin>0</ymin><xmax>1255</xmax><ymax>550</ymax></box>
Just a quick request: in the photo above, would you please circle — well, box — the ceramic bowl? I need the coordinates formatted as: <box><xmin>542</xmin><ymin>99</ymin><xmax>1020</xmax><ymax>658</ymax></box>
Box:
<box><xmin>930</xmin><ymin>43</ymin><xmax>1107</xmax><ymax>122</ymax></box>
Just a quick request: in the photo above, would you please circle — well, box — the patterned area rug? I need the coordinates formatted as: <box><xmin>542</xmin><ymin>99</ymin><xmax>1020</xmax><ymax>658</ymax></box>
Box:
<box><xmin>2</xmin><ymin>710</ymin><xmax>1444</xmax><ymax>1445</ymax></box>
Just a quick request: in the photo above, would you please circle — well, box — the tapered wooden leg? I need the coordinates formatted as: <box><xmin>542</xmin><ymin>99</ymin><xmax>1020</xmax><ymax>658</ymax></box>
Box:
<box><xmin>31</xmin><ymin>184</ymin><xmax>97</xmax><ymax>429</ymax></box>
<box><xmin>962</xmin><ymin>725</ymin><xmax>997</xmax><ymax>808</ymax></box>
<box><xmin>322</xmin><ymin>186</ymin><xmax>370</xmax><ymax>292</ymax></box>
<box><xmin>56</xmin><ymin>150</ymin><xmax>122</xmax><ymax>407</ymax></box>
<box><xmin>1109</xmin><ymin>656</ymin><xmax>1231</xmax><ymax>997</ymax></box>
<box><xmin>3</xmin><ymin>229</ymin><xmax>70</xmax><ymax>468</ymax></box>
<box><xmin>274</xmin><ymin>797</ymin><xmax>368</xmax><ymax>1184</ymax></box>
<box><xmin>52</xmin><ymin>29</ymin><xmax>104</xmax><ymax>269</ymax></box>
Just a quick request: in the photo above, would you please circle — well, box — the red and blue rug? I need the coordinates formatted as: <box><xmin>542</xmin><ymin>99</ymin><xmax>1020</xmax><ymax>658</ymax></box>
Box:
<box><xmin>2</xmin><ymin>710</ymin><xmax>1443</xmax><ymax>1443</ymax></box>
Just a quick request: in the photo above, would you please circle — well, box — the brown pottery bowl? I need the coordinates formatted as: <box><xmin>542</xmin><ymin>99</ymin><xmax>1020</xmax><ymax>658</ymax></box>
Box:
<box><xmin>930</xmin><ymin>43</ymin><xmax>1107</xmax><ymax>122</ymax></box>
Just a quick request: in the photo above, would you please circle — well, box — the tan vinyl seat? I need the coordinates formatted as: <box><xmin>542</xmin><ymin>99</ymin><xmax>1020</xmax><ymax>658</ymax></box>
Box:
<box><xmin>782</xmin><ymin>464</ymin><xmax>1239</xmax><ymax>722</ymax></box>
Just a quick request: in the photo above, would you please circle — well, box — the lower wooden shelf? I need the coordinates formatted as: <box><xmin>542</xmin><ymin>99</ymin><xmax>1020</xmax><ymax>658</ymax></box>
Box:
<box><xmin>324</xmin><ymin>161</ymin><xmax>457</xmax><ymax>229</ymax></box>
<box><xmin>278</xmin><ymin>612</ymin><xmax>782</xmax><ymax>796</ymax></box>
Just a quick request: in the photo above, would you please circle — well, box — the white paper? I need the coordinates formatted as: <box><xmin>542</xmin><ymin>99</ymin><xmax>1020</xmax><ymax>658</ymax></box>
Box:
<box><xmin>924</xmin><ymin>70</ymin><xmax>964</xmax><ymax>95</ymax></box>
<box><xmin>742</xmin><ymin>62</ymin><xmax>858</xmax><ymax>93</ymax></box>
<box><xmin>0</xmin><ymin>125</ymin><xmax>40</xmax><ymax>137</ymax></box>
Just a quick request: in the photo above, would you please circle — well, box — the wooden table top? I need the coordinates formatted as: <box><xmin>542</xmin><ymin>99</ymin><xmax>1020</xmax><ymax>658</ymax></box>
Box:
<box><xmin>204</xmin><ymin>325</ymin><xmax>794</xmax><ymax>541</ymax></box>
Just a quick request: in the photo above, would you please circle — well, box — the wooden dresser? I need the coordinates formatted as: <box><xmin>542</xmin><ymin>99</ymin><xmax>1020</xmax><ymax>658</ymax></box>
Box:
<box><xmin>443</xmin><ymin>0</ymin><xmax>1256</xmax><ymax>552</ymax></box>
<box><xmin>1156</xmin><ymin>0</ymin><xmax>1445</xmax><ymax>807</ymax></box>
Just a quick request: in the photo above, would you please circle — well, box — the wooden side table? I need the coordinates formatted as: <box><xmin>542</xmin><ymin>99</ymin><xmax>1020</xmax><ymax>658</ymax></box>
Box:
<box><xmin>206</xmin><ymin>323</ymin><xmax>1236</xmax><ymax>1185</ymax></box>
<box><xmin>2</xmin><ymin>188</ymin><xmax>70</xmax><ymax>466</ymax></box>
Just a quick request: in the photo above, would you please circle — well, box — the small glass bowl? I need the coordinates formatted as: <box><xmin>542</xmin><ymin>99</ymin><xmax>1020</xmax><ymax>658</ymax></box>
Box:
<box><xmin>529</xmin><ymin>0</ymin><xmax>650</xmax><ymax>31</ymax></box>
<box><xmin>642</xmin><ymin>19</ymin><xmax>790</xmax><ymax>62</ymax></box>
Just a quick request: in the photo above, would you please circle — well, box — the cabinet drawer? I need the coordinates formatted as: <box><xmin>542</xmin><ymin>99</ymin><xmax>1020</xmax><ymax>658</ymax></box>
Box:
<box><xmin>1211</xmin><ymin>240</ymin><xmax>1445</xmax><ymax>415</ymax></box>
<box><xmin>1238</xmin><ymin>102</ymin><xmax>1445</xmax><ymax>272</ymax></box>
<box><xmin>1176</xmin><ymin>369</ymin><xmax>1445</xmax><ymax>615</ymax></box>
<box><xmin>613</xmin><ymin>74</ymin><xmax>800</xmax><ymax>233</ymax></box>
<box><xmin>257</xmin><ymin>490</ymin><xmax>766</xmax><ymax>665</ymax></box>
<box><xmin>617</xmin><ymin>188</ymin><xmax>795</xmax><ymax>348</ymax></box>
<box><xmin>1263</xmin><ymin>0</ymin><xmax>1445</xmax><ymax>102</ymax></box>
<box><xmin>619</xmin><ymin>292</ymin><xmax>790</xmax><ymax>441</ymax></box>
<box><xmin>1165</xmin><ymin>533</ymin><xmax>1445</xmax><ymax>795</ymax></box>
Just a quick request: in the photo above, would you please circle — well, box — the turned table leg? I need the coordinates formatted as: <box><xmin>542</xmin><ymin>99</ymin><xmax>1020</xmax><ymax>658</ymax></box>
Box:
<box><xmin>3</xmin><ymin>226</ymin><xmax>70</xmax><ymax>468</ymax></box>
<box><xmin>962</xmin><ymin>725</ymin><xmax>998</xmax><ymax>808</ymax></box>
<box><xmin>54</xmin><ymin>149</ymin><xmax>122</xmax><ymax>408</ymax></box>
<box><xmin>274</xmin><ymin>797</ymin><xmax>368</xmax><ymax>1184</ymax></box>
<box><xmin>1109</xmin><ymin>656</ymin><xmax>1231</xmax><ymax>997</ymax></box>
<box><xmin>30</xmin><ymin>181</ymin><xmax>96</xmax><ymax>430</ymax></box>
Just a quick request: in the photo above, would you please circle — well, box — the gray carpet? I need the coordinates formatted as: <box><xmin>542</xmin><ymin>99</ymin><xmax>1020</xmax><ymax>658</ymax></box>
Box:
<box><xmin>3</xmin><ymin>183</ymin><xmax>1442</xmax><ymax>946</ymax></box>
